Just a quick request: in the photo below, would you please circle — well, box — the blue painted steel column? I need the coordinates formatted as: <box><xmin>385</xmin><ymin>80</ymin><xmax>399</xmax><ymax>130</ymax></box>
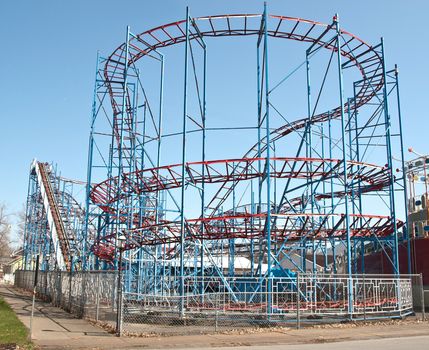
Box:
<box><xmin>156</xmin><ymin>55</ymin><xmax>164</xmax><ymax>171</ymax></box>
<box><xmin>250</xmin><ymin>181</ymin><xmax>255</xmax><ymax>276</ymax></box>
<box><xmin>200</xmin><ymin>40</ymin><xmax>207</xmax><ymax>289</ymax></box>
<box><xmin>347</xmin><ymin>99</ymin><xmax>357</xmax><ymax>274</ymax></box>
<box><xmin>305</xmin><ymin>49</ymin><xmax>317</xmax><ymax>275</ymax></box>
<box><xmin>83</xmin><ymin>52</ymin><xmax>100</xmax><ymax>271</ymax></box>
<box><xmin>263</xmin><ymin>2</ymin><xmax>272</xmax><ymax>313</ymax></box>
<box><xmin>394</xmin><ymin>65</ymin><xmax>411</xmax><ymax>274</ymax></box>
<box><xmin>335</xmin><ymin>15</ymin><xmax>353</xmax><ymax>315</ymax></box>
<box><xmin>155</xmin><ymin>53</ymin><xmax>164</xmax><ymax>288</ymax></box>
<box><xmin>229</xmin><ymin>175</ymin><xmax>236</xmax><ymax>277</ymax></box>
<box><xmin>320</xmin><ymin>119</ymin><xmax>328</xmax><ymax>273</ymax></box>
<box><xmin>351</xmin><ymin>85</ymin><xmax>364</xmax><ymax>272</ymax></box>
<box><xmin>328</xmin><ymin>114</ymin><xmax>334</xmax><ymax>227</ymax></box>
<box><xmin>179</xmin><ymin>7</ymin><xmax>190</xmax><ymax>312</ymax></box>
<box><xmin>328</xmin><ymin>114</ymin><xmax>337</xmax><ymax>272</ymax></box>
<box><xmin>381</xmin><ymin>38</ymin><xmax>399</xmax><ymax>274</ymax></box>
<box><xmin>256</xmin><ymin>23</ymin><xmax>263</xmax><ymax>276</ymax></box>
<box><xmin>114</xmin><ymin>26</ymin><xmax>131</xmax><ymax>273</ymax></box>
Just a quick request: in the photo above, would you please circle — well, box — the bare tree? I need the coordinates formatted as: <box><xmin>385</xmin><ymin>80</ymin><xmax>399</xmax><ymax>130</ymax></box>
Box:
<box><xmin>13</xmin><ymin>204</ymin><xmax>26</xmax><ymax>249</ymax></box>
<box><xmin>0</xmin><ymin>204</ymin><xmax>12</xmax><ymax>257</ymax></box>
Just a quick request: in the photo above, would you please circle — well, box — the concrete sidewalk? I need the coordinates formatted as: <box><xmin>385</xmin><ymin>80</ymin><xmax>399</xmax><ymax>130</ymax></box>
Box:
<box><xmin>1</xmin><ymin>284</ymin><xmax>429</xmax><ymax>350</ymax></box>
<box><xmin>0</xmin><ymin>285</ymin><xmax>117</xmax><ymax>348</ymax></box>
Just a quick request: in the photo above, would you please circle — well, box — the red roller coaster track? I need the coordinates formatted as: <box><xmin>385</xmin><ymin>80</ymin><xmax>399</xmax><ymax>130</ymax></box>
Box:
<box><xmin>91</xmin><ymin>14</ymin><xmax>399</xmax><ymax>259</ymax></box>
<box><xmin>90</xmin><ymin>157</ymin><xmax>390</xmax><ymax>209</ymax></box>
<box><xmin>92</xmin><ymin>212</ymin><xmax>403</xmax><ymax>261</ymax></box>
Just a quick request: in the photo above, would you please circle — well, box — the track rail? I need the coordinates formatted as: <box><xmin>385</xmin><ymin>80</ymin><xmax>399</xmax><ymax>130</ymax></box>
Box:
<box><xmin>90</xmin><ymin>14</ymin><xmax>395</xmax><ymax>258</ymax></box>
<box><xmin>90</xmin><ymin>157</ymin><xmax>389</xmax><ymax>210</ymax></box>
<box><xmin>32</xmin><ymin>161</ymin><xmax>71</xmax><ymax>270</ymax></box>
<box><xmin>93</xmin><ymin>212</ymin><xmax>402</xmax><ymax>251</ymax></box>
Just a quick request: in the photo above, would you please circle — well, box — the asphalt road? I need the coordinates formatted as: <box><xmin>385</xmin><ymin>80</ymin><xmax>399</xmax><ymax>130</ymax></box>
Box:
<box><xmin>183</xmin><ymin>335</ymin><xmax>429</xmax><ymax>350</ymax></box>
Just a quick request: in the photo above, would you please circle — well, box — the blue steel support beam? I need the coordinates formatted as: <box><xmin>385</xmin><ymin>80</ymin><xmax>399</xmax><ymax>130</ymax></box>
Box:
<box><xmin>250</xmin><ymin>181</ymin><xmax>255</xmax><ymax>276</ymax></box>
<box><xmin>380</xmin><ymin>38</ymin><xmax>399</xmax><ymax>274</ymax></box>
<box><xmin>83</xmin><ymin>52</ymin><xmax>101</xmax><ymax>271</ymax></box>
<box><xmin>256</xmin><ymin>23</ymin><xmax>263</xmax><ymax>277</ymax></box>
<box><xmin>199</xmin><ymin>37</ymin><xmax>207</xmax><ymax>290</ymax></box>
<box><xmin>347</xmin><ymin>99</ymin><xmax>357</xmax><ymax>273</ymax></box>
<box><xmin>305</xmin><ymin>47</ymin><xmax>317</xmax><ymax>275</ymax></box>
<box><xmin>154</xmin><ymin>51</ymin><xmax>165</xmax><ymax>222</ymax></box>
<box><xmin>263</xmin><ymin>2</ymin><xmax>272</xmax><ymax>313</ymax></box>
<box><xmin>179</xmin><ymin>7</ymin><xmax>190</xmax><ymax>313</ymax></box>
<box><xmin>394</xmin><ymin>65</ymin><xmax>411</xmax><ymax>275</ymax></box>
<box><xmin>153</xmin><ymin>53</ymin><xmax>165</xmax><ymax>288</ymax></box>
<box><xmin>156</xmin><ymin>55</ymin><xmax>164</xmax><ymax>171</ymax></box>
<box><xmin>334</xmin><ymin>14</ymin><xmax>353</xmax><ymax>315</ymax></box>
<box><xmin>350</xmin><ymin>84</ymin><xmax>364</xmax><ymax>272</ymax></box>
<box><xmin>113</xmin><ymin>26</ymin><xmax>131</xmax><ymax>271</ymax></box>
<box><xmin>229</xmin><ymin>175</ymin><xmax>236</xmax><ymax>277</ymax></box>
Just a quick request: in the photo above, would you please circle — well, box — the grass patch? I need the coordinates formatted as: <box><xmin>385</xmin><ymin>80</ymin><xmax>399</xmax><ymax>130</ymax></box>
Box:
<box><xmin>0</xmin><ymin>296</ymin><xmax>33</xmax><ymax>348</ymax></box>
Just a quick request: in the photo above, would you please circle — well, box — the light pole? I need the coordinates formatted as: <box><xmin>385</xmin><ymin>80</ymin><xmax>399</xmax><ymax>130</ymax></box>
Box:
<box><xmin>29</xmin><ymin>249</ymin><xmax>40</xmax><ymax>341</ymax></box>
<box><xmin>116</xmin><ymin>233</ymin><xmax>126</xmax><ymax>337</ymax></box>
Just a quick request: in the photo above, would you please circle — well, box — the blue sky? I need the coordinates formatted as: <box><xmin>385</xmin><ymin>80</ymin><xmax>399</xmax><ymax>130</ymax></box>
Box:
<box><xmin>0</xmin><ymin>0</ymin><xmax>427</xmax><ymax>233</ymax></box>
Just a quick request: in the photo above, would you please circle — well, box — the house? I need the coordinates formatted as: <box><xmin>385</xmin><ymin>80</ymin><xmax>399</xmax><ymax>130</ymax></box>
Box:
<box><xmin>0</xmin><ymin>250</ymin><xmax>24</xmax><ymax>284</ymax></box>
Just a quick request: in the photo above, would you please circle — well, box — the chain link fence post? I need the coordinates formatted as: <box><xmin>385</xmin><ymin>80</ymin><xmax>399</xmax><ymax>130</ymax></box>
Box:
<box><xmin>96</xmin><ymin>273</ymin><xmax>100</xmax><ymax>322</ymax></box>
<box><xmin>180</xmin><ymin>276</ymin><xmax>185</xmax><ymax>320</ymax></box>
<box><xmin>112</xmin><ymin>272</ymin><xmax>116</xmax><ymax>314</ymax></box>
<box><xmin>44</xmin><ymin>270</ymin><xmax>48</xmax><ymax>298</ymax></box>
<box><xmin>363</xmin><ymin>274</ymin><xmax>366</xmax><ymax>321</ymax></box>
<box><xmin>419</xmin><ymin>273</ymin><xmax>425</xmax><ymax>321</ymax></box>
<box><xmin>80</xmin><ymin>272</ymin><xmax>86</xmax><ymax>318</ymax></box>
<box><xmin>296</xmin><ymin>272</ymin><xmax>300</xmax><ymax>329</ymax></box>
<box><xmin>68</xmin><ymin>267</ymin><xmax>73</xmax><ymax>312</ymax></box>
<box><xmin>116</xmin><ymin>269</ymin><xmax>123</xmax><ymax>336</ymax></box>
<box><xmin>120</xmin><ymin>282</ymin><xmax>124</xmax><ymax>336</ymax></box>
<box><xmin>215</xmin><ymin>294</ymin><xmax>219</xmax><ymax>332</ymax></box>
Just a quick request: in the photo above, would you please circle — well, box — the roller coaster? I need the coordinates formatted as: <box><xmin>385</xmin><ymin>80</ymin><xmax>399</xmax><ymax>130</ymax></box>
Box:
<box><xmin>22</xmin><ymin>5</ymin><xmax>410</xmax><ymax>316</ymax></box>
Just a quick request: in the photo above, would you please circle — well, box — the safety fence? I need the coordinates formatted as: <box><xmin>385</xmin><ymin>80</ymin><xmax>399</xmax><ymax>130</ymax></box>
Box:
<box><xmin>14</xmin><ymin>270</ymin><xmax>422</xmax><ymax>336</ymax></box>
<box><xmin>15</xmin><ymin>270</ymin><xmax>118</xmax><ymax>330</ymax></box>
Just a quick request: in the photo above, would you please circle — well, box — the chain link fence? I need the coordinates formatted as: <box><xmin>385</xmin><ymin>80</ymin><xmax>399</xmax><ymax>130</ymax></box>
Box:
<box><xmin>14</xmin><ymin>270</ymin><xmax>423</xmax><ymax>336</ymax></box>
<box><xmin>121</xmin><ymin>274</ymin><xmax>419</xmax><ymax>334</ymax></box>
<box><xmin>15</xmin><ymin>270</ymin><xmax>118</xmax><ymax>331</ymax></box>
